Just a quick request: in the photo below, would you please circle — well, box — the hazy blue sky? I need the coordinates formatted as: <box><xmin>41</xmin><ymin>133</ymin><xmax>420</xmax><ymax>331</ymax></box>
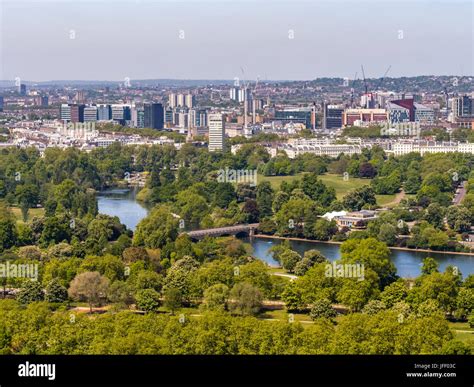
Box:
<box><xmin>0</xmin><ymin>0</ymin><xmax>473</xmax><ymax>81</ymax></box>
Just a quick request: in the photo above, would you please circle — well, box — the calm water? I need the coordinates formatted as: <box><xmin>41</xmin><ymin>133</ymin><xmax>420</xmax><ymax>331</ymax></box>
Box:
<box><xmin>247</xmin><ymin>238</ymin><xmax>474</xmax><ymax>278</ymax></box>
<box><xmin>97</xmin><ymin>189</ymin><xmax>474</xmax><ymax>278</ymax></box>
<box><xmin>97</xmin><ymin>188</ymin><xmax>152</xmax><ymax>231</ymax></box>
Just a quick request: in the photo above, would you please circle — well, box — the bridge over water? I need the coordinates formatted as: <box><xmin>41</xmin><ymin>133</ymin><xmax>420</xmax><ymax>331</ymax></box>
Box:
<box><xmin>184</xmin><ymin>223</ymin><xmax>260</xmax><ymax>240</ymax></box>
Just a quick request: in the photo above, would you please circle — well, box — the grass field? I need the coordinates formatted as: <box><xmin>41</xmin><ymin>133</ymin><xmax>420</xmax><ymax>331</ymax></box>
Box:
<box><xmin>0</xmin><ymin>200</ymin><xmax>45</xmax><ymax>223</ymax></box>
<box><xmin>448</xmin><ymin>322</ymin><xmax>474</xmax><ymax>351</ymax></box>
<box><xmin>258</xmin><ymin>173</ymin><xmax>397</xmax><ymax>205</ymax></box>
<box><xmin>10</xmin><ymin>206</ymin><xmax>45</xmax><ymax>223</ymax></box>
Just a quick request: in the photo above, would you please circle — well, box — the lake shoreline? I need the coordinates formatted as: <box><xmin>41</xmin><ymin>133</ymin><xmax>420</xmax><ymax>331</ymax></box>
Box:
<box><xmin>253</xmin><ymin>234</ymin><xmax>474</xmax><ymax>257</ymax></box>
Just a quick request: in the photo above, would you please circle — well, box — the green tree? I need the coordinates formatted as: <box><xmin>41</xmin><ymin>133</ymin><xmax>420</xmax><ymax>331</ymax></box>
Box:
<box><xmin>312</xmin><ymin>218</ymin><xmax>338</xmax><ymax>241</ymax></box>
<box><xmin>45</xmin><ymin>279</ymin><xmax>68</xmax><ymax>303</ymax></box>
<box><xmin>107</xmin><ymin>280</ymin><xmax>134</xmax><ymax>307</ymax></box>
<box><xmin>68</xmin><ymin>271</ymin><xmax>109</xmax><ymax>313</ymax></box>
<box><xmin>135</xmin><ymin>288</ymin><xmax>161</xmax><ymax>313</ymax></box>
<box><xmin>229</xmin><ymin>282</ymin><xmax>263</xmax><ymax>316</ymax></box>
<box><xmin>17</xmin><ymin>281</ymin><xmax>44</xmax><ymax>304</ymax></box>
<box><xmin>202</xmin><ymin>284</ymin><xmax>229</xmax><ymax>311</ymax></box>
<box><xmin>0</xmin><ymin>206</ymin><xmax>17</xmax><ymax>252</ymax></box>
<box><xmin>342</xmin><ymin>186</ymin><xmax>376</xmax><ymax>211</ymax></box>
<box><xmin>133</xmin><ymin>205</ymin><xmax>179</xmax><ymax>249</ymax></box>
<box><xmin>310</xmin><ymin>298</ymin><xmax>336</xmax><ymax>320</ymax></box>
<box><xmin>421</xmin><ymin>257</ymin><xmax>439</xmax><ymax>275</ymax></box>
<box><xmin>163</xmin><ymin>287</ymin><xmax>183</xmax><ymax>314</ymax></box>
<box><xmin>279</xmin><ymin>250</ymin><xmax>302</xmax><ymax>273</ymax></box>
<box><xmin>256</xmin><ymin>181</ymin><xmax>274</xmax><ymax>219</ymax></box>
<box><xmin>379</xmin><ymin>279</ymin><xmax>408</xmax><ymax>307</ymax></box>
<box><xmin>362</xmin><ymin>300</ymin><xmax>386</xmax><ymax>315</ymax></box>
<box><xmin>163</xmin><ymin>256</ymin><xmax>199</xmax><ymax>302</ymax></box>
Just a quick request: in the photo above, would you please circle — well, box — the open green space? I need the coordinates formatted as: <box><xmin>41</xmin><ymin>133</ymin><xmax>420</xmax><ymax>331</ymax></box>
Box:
<box><xmin>448</xmin><ymin>322</ymin><xmax>474</xmax><ymax>351</ymax></box>
<box><xmin>258</xmin><ymin>173</ymin><xmax>397</xmax><ymax>206</ymax></box>
<box><xmin>0</xmin><ymin>201</ymin><xmax>45</xmax><ymax>223</ymax></box>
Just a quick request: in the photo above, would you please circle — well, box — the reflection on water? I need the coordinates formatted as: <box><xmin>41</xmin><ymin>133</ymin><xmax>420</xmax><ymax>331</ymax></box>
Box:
<box><xmin>245</xmin><ymin>237</ymin><xmax>474</xmax><ymax>279</ymax></box>
<box><xmin>97</xmin><ymin>188</ymin><xmax>152</xmax><ymax>231</ymax></box>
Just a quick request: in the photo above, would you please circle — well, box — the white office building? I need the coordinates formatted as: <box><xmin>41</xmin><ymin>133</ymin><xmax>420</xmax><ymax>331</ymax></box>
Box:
<box><xmin>208</xmin><ymin>113</ymin><xmax>225</xmax><ymax>152</ymax></box>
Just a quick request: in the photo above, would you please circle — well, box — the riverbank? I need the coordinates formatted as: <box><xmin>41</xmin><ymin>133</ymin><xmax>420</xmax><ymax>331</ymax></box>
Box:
<box><xmin>253</xmin><ymin>234</ymin><xmax>474</xmax><ymax>257</ymax></box>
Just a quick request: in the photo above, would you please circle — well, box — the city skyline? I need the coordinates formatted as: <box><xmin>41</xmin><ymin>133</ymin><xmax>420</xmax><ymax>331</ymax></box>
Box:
<box><xmin>0</xmin><ymin>0</ymin><xmax>473</xmax><ymax>82</ymax></box>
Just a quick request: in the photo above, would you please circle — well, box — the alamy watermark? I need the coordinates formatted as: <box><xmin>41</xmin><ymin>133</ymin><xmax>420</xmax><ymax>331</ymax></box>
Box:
<box><xmin>217</xmin><ymin>168</ymin><xmax>258</xmax><ymax>187</ymax></box>
<box><xmin>381</xmin><ymin>122</ymin><xmax>421</xmax><ymax>137</ymax></box>
<box><xmin>0</xmin><ymin>262</ymin><xmax>38</xmax><ymax>280</ymax></box>
<box><xmin>325</xmin><ymin>262</ymin><xmax>365</xmax><ymax>281</ymax></box>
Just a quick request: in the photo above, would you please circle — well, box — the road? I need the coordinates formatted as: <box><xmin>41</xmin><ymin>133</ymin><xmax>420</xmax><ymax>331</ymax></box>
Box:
<box><xmin>453</xmin><ymin>181</ymin><xmax>467</xmax><ymax>205</ymax></box>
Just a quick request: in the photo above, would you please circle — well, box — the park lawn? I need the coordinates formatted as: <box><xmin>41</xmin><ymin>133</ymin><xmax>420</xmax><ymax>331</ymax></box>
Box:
<box><xmin>318</xmin><ymin>174</ymin><xmax>371</xmax><ymax>199</ymax></box>
<box><xmin>267</xmin><ymin>267</ymin><xmax>286</xmax><ymax>275</ymax></box>
<box><xmin>0</xmin><ymin>200</ymin><xmax>45</xmax><ymax>222</ymax></box>
<box><xmin>448</xmin><ymin>321</ymin><xmax>474</xmax><ymax>351</ymax></box>
<box><xmin>259</xmin><ymin>308</ymin><xmax>313</xmax><ymax>324</ymax></box>
<box><xmin>258</xmin><ymin>173</ymin><xmax>372</xmax><ymax>199</ymax></box>
<box><xmin>375</xmin><ymin>194</ymin><xmax>397</xmax><ymax>206</ymax></box>
<box><xmin>257</xmin><ymin>173</ymin><xmax>304</xmax><ymax>190</ymax></box>
<box><xmin>9</xmin><ymin>206</ymin><xmax>44</xmax><ymax>223</ymax></box>
<box><xmin>259</xmin><ymin>173</ymin><xmax>402</xmax><ymax>207</ymax></box>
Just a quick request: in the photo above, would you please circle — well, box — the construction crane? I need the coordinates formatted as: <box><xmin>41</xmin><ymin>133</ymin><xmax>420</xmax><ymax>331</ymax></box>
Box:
<box><xmin>361</xmin><ymin>65</ymin><xmax>368</xmax><ymax>95</ymax></box>
<box><xmin>376</xmin><ymin>65</ymin><xmax>392</xmax><ymax>90</ymax></box>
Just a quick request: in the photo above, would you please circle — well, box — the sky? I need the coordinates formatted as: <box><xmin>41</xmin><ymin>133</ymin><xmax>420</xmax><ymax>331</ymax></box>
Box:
<box><xmin>0</xmin><ymin>0</ymin><xmax>473</xmax><ymax>81</ymax></box>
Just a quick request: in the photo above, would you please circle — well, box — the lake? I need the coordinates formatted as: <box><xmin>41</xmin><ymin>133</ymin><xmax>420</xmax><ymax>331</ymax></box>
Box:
<box><xmin>97</xmin><ymin>188</ymin><xmax>474</xmax><ymax>278</ymax></box>
<box><xmin>246</xmin><ymin>237</ymin><xmax>474</xmax><ymax>279</ymax></box>
<box><xmin>97</xmin><ymin>187</ymin><xmax>152</xmax><ymax>232</ymax></box>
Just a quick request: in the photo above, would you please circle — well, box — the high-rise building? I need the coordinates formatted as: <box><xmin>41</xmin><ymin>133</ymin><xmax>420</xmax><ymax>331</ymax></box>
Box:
<box><xmin>230</xmin><ymin>87</ymin><xmax>239</xmax><ymax>101</ymax></box>
<box><xmin>97</xmin><ymin>104</ymin><xmax>111</xmax><ymax>121</ymax></box>
<box><xmin>137</xmin><ymin>110</ymin><xmax>145</xmax><ymax>128</ymax></box>
<box><xmin>452</xmin><ymin>96</ymin><xmax>473</xmax><ymax>118</ymax></box>
<box><xmin>19</xmin><ymin>84</ymin><xmax>27</xmax><ymax>96</ymax></box>
<box><xmin>70</xmin><ymin>104</ymin><xmax>85</xmax><ymax>123</ymax></box>
<box><xmin>177</xmin><ymin>94</ymin><xmax>185</xmax><ymax>107</ymax></box>
<box><xmin>168</xmin><ymin>93</ymin><xmax>177</xmax><ymax>108</ymax></box>
<box><xmin>178</xmin><ymin>111</ymin><xmax>189</xmax><ymax>128</ymax></box>
<box><xmin>75</xmin><ymin>91</ymin><xmax>85</xmax><ymax>104</ymax></box>
<box><xmin>0</xmin><ymin>96</ymin><xmax>4</xmax><ymax>112</ymax></box>
<box><xmin>208</xmin><ymin>113</ymin><xmax>225</xmax><ymax>152</ymax></box>
<box><xmin>190</xmin><ymin>109</ymin><xmax>207</xmax><ymax>128</ymax></box>
<box><xmin>229</xmin><ymin>87</ymin><xmax>250</xmax><ymax>103</ymax></box>
<box><xmin>40</xmin><ymin>96</ymin><xmax>49</xmax><ymax>107</ymax></box>
<box><xmin>325</xmin><ymin>105</ymin><xmax>344</xmax><ymax>129</ymax></box>
<box><xmin>111</xmin><ymin>105</ymin><xmax>131</xmax><ymax>123</ymax></box>
<box><xmin>144</xmin><ymin>103</ymin><xmax>164</xmax><ymax>129</ymax></box>
<box><xmin>60</xmin><ymin>104</ymin><xmax>72</xmax><ymax>121</ymax></box>
<box><xmin>165</xmin><ymin>109</ymin><xmax>174</xmax><ymax>124</ymax></box>
<box><xmin>185</xmin><ymin>94</ymin><xmax>195</xmax><ymax>108</ymax></box>
<box><xmin>84</xmin><ymin>106</ymin><xmax>98</xmax><ymax>122</ymax></box>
